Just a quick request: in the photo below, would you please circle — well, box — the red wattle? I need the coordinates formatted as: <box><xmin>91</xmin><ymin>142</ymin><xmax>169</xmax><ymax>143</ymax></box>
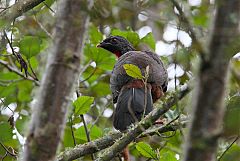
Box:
<box><xmin>114</xmin><ymin>51</ymin><xmax>121</xmax><ymax>58</ymax></box>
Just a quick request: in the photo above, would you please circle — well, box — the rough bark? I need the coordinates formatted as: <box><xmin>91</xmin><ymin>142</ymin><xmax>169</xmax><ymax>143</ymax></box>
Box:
<box><xmin>183</xmin><ymin>1</ymin><xmax>240</xmax><ymax>161</ymax></box>
<box><xmin>22</xmin><ymin>0</ymin><xmax>90</xmax><ymax>161</ymax></box>
<box><xmin>56</xmin><ymin>118</ymin><xmax>187</xmax><ymax>161</ymax></box>
<box><xmin>0</xmin><ymin>0</ymin><xmax>46</xmax><ymax>28</ymax></box>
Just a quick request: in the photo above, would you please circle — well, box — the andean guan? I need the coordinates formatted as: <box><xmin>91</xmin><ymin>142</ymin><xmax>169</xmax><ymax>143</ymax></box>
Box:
<box><xmin>98</xmin><ymin>36</ymin><xmax>168</xmax><ymax>132</ymax></box>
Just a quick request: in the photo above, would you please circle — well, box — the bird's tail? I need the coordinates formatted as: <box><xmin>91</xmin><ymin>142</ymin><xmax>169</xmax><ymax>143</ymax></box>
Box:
<box><xmin>113</xmin><ymin>81</ymin><xmax>153</xmax><ymax>131</ymax></box>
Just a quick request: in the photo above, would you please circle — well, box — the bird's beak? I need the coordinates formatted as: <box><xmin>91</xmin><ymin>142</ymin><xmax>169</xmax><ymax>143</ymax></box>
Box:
<box><xmin>96</xmin><ymin>43</ymin><xmax>101</xmax><ymax>48</ymax></box>
<box><xmin>97</xmin><ymin>42</ymin><xmax>112</xmax><ymax>48</ymax></box>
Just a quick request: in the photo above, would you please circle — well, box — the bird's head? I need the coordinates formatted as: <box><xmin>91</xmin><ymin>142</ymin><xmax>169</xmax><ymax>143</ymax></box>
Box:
<box><xmin>97</xmin><ymin>36</ymin><xmax>135</xmax><ymax>58</ymax></box>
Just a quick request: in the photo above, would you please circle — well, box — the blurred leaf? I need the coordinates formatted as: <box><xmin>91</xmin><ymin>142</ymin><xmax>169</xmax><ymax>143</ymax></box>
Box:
<box><xmin>75</xmin><ymin>125</ymin><xmax>103</xmax><ymax>141</ymax></box>
<box><xmin>29</xmin><ymin>56</ymin><xmax>39</xmax><ymax>69</ymax></box>
<box><xmin>221</xmin><ymin>144</ymin><xmax>240</xmax><ymax>161</ymax></box>
<box><xmin>89</xmin><ymin>25</ymin><xmax>103</xmax><ymax>45</ymax></box>
<box><xmin>136</xmin><ymin>142</ymin><xmax>157</xmax><ymax>159</ymax></box>
<box><xmin>0</xmin><ymin>122</ymin><xmax>13</xmax><ymax>142</ymax></box>
<box><xmin>112</xmin><ymin>29</ymin><xmax>140</xmax><ymax>47</ymax></box>
<box><xmin>19</xmin><ymin>36</ymin><xmax>41</xmax><ymax>59</ymax></box>
<box><xmin>91</xmin><ymin>82</ymin><xmax>111</xmax><ymax>96</ymax></box>
<box><xmin>112</xmin><ymin>29</ymin><xmax>127</xmax><ymax>38</ymax></box>
<box><xmin>126</xmin><ymin>32</ymin><xmax>140</xmax><ymax>47</ymax></box>
<box><xmin>73</xmin><ymin>96</ymin><xmax>94</xmax><ymax>115</ymax></box>
<box><xmin>141</xmin><ymin>33</ymin><xmax>155</xmax><ymax>50</ymax></box>
<box><xmin>193</xmin><ymin>14</ymin><xmax>208</xmax><ymax>27</ymax></box>
<box><xmin>159</xmin><ymin>149</ymin><xmax>178</xmax><ymax>161</ymax></box>
<box><xmin>192</xmin><ymin>5</ymin><xmax>209</xmax><ymax>27</ymax></box>
<box><xmin>123</xmin><ymin>64</ymin><xmax>143</xmax><ymax>79</ymax></box>
<box><xmin>63</xmin><ymin>126</ymin><xmax>75</xmax><ymax>147</ymax></box>
<box><xmin>17</xmin><ymin>81</ymin><xmax>33</xmax><ymax>102</ymax></box>
<box><xmin>84</xmin><ymin>45</ymin><xmax>115</xmax><ymax>70</ymax></box>
<box><xmin>223</xmin><ymin>96</ymin><xmax>240</xmax><ymax>136</ymax></box>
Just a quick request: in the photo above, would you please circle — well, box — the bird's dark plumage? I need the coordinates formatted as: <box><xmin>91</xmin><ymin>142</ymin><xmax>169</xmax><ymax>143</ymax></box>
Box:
<box><xmin>98</xmin><ymin>36</ymin><xmax>168</xmax><ymax>131</ymax></box>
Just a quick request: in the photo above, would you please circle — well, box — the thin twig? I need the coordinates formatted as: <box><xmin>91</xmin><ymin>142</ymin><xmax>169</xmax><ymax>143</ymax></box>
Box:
<box><xmin>3</xmin><ymin>31</ymin><xmax>17</xmax><ymax>58</ymax></box>
<box><xmin>0</xmin><ymin>142</ymin><xmax>17</xmax><ymax>157</ymax></box>
<box><xmin>76</xmin><ymin>91</ymin><xmax>95</xmax><ymax>160</ymax></box>
<box><xmin>89</xmin><ymin>97</ymin><xmax>112</xmax><ymax>131</ymax></box>
<box><xmin>0</xmin><ymin>99</ymin><xmax>14</xmax><ymax>114</ymax></box>
<box><xmin>43</xmin><ymin>1</ymin><xmax>55</xmax><ymax>13</ymax></box>
<box><xmin>33</xmin><ymin>14</ymin><xmax>53</xmax><ymax>39</ymax></box>
<box><xmin>170</xmin><ymin>0</ymin><xmax>206</xmax><ymax>61</ymax></box>
<box><xmin>27</xmin><ymin>59</ymin><xmax>39</xmax><ymax>81</ymax></box>
<box><xmin>80</xmin><ymin>67</ymin><xmax>97</xmax><ymax>83</ymax></box>
<box><xmin>0</xmin><ymin>59</ymin><xmax>39</xmax><ymax>85</ymax></box>
<box><xmin>69</xmin><ymin>116</ymin><xmax>76</xmax><ymax>146</ymax></box>
<box><xmin>218</xmin><ymin>136</ymin><xmax>239</xmax><ymax>161</ymax></box>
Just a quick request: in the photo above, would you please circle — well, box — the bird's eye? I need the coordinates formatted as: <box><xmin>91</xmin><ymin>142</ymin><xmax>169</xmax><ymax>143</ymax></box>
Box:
<box><xmin>111</xmin><ymin>38</ymin><xmax>117</xmax><ymax>43</ymax></box>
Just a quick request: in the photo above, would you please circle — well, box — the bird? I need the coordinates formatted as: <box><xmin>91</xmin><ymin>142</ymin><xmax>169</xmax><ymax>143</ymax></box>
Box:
<box><xmin>98</xmin><ymin>35</ymin><xmax>168</xmax><ymax>131</ymax></box>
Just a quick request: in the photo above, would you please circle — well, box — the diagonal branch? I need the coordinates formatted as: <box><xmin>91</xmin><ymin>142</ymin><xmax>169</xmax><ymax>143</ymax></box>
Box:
<box><xmin>0</xmin><ymin>0</ymin><xmax>47</xmax><ymax>28</ymax></box>
<box><xmin>56</xmin><ymin>119</ymin><xmax>188</xmax><ymax>161</ymax></box>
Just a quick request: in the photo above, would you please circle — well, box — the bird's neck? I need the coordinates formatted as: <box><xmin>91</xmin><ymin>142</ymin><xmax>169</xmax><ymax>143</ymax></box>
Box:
<box><xmin>115</xmin><ymin>45</ymin><xmax>135</xmax><ymax>58</ymax></box>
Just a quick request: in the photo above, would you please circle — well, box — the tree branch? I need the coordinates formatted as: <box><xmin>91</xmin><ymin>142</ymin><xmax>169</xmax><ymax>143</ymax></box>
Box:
<box><xmin>0</xmin><ymin>59</ymin><xmax>39</xmax><ymax>85</ymax></box>
<box><xmin>0</xmin><ymin>0</ymin><xmax>47</xmax><ymax>28</ymax></box>
<box><xmin>183</xmin><ymin>1</ymin><xmax>240</xmax><ymax>161</ymax></box>
<box><xmin>56</xmin><ymin>119</ymin><xmax>188</xmax><ymax>161</ymax></box>
<box><xmin>22</xmin><ymin>0</ymin><xmax>91</xmax><ymax>160</ymax></box>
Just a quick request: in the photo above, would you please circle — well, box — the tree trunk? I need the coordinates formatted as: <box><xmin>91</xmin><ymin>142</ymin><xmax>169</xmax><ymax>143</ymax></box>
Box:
<box><xmin>183</xmin><ymin>1</ymin><xmax>240</xmax><ymax>161</ymax></box>
<box><xmin>22</xmin><ymin>0</ymin><xmax>91</xmax><ymax>160</ymax></box>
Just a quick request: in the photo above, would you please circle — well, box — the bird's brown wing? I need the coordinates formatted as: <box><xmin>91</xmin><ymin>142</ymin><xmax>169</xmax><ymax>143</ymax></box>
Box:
<box><xmin>110</xmin><ymin>51</ymin><xmax>168</xmax><ymax>103</ymax></box>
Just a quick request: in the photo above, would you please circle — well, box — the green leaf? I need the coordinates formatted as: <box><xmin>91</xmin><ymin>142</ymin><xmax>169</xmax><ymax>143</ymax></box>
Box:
<box><xmin>123</xmin><ymin>64</ymin><xmax>143</xmax><ymax>79</ymax></box>
<box><xmin>126</xmin><ymin>32</ymin><xmax>140</xmax><ymax>47</ymax></box>
<box><xmin>141</xmin><ymin>33</ymin><xmax>156</xmax><ymax>50</ymax></box>
<box><xmin>159</xmin><ymin>149</ymin><xmax>178</xmax><ymax>161</ymax></box>
<box><xmin>89</xmin><ymin>25</ymin><xmax>103</xmax><ymax>45</ymax></box>
<box><xmin>223</xmin><ymin>96</ymin><xmax>240</xmax><ymax>136</ymax></box>
<box><xmin>19</xmin><ymin>36</ymin><xmax>41</xmax><ymax>58</ymax></box>
<box><xmin>84</xmin><ymin>45</ymin><xmax>115</xmax><ymax>71</ymax></box>
<box><xmin>63</xmin><ymin>126</ymin><xmax>75</xmax><ymax>147</ymax></box>
<box><xmin>17</xmin><ymin>81</ymin><xmax>33</xmax><ymax>102</ymax></box>
<box><xmin>221</xmin><ymin>144</ymin><xmax>240</xmax><ymax>161</ymax></box>
<box><xmin>0</xmin><ymin>122</ymin><xmax>13</xmax><ymax>142</ymax></box>
<box><xmin>136</xmin><ymin>142</ymin><xmax>157</xmax><ymax>159</ymax></box>
<box><xmin>75</xmin><ymin>125</ymin><xmax>103</xmax><ymax>141</ymax></box>
<box><xmin>111</xmin><ymin>29</ymin><xmax>127</xmax><ymax>38</ymax></box>
<box><xmin>73</xmin><ymin>96</ymin><xmax>94</xmax><ymax>115</ymax></box>
<box><xmin>112</xmin><ymin>29</ymin><xmax>140</xmax><ymax>47</ymax></box>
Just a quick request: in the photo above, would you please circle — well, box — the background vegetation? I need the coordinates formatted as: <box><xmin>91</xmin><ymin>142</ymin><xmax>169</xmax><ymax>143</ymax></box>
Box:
<box><xmin>0</xmin><ymin>0</ymin><xmax>239</xmax><ymax>160</ymax></box>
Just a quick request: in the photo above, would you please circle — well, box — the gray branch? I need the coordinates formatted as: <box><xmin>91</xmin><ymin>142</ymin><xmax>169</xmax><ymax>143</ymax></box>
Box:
<box><xmin>183</xmin><ymin>1</ymin><xmax>240</xmax><ymax>161</ymax></box>
<box><xmin>22</xmin><ymin>0</ymin><xmax>91</xmax><ymax>161</ymax></box>
<box><xmin>57</xmin><ymin>119</ymin><xmax>188</xmax><ymax>161</ymax></box>
<box><xmin>0</xmin><ymin>0</ymin><xmax>46</xmax><ymax>28</ymax></box>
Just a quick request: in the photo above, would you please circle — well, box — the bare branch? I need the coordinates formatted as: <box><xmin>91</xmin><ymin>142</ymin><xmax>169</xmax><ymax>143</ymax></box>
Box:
<box><xmin>0</xmin><ymin>0</ymin><xmax>47</xmax><ymax>28</ymax></box>
<box><xmin>56</xmin><ymin>118</ymin><xmax>188</xmax><ymax>161</ymax></box>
